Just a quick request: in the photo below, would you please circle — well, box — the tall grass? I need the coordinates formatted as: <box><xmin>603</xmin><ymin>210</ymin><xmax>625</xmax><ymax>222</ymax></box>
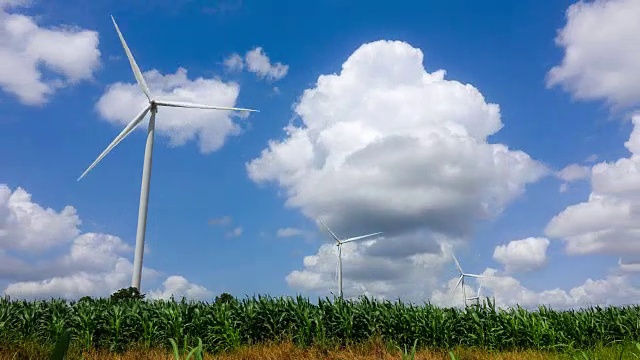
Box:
<box><xmin>1</xmin><ymin>295</ymin><xmax>639</xmax><ymax>355</ymax></box>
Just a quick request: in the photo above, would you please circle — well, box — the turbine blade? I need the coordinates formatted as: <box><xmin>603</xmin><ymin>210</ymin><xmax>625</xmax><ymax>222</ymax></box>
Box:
<box><xmin>464</xmin><ymin>274</ymin><xmax>483</xmax><ymax>278</ymax></box>
<box><xmin>318</xmin><ymin>220</ymin><xmax>341</xmax><ymax>244</ymax></box>
<box><xmin>342</xmin><ymin>232</ymin><xmax>383</xmax><ymax>244</ymax></box>
<box><xmin>452</xmin><ymin>253</ymin><xmax>463</xmax><ymax>273</ymax></box>
<box><xmin>111</xmin><ymin>15</ymin><xmax>152</xmax><ymax>101</ymax></box>
<box><xmin>453</xmin><ymin>275</ymin><xmax>463</xmax><ymax>291</ymax></box>
<box><xmin>78</xmin><ymin>105</ymin><xmax>151</xmax><ymax>181</ymax></box>
<box><xmin>155</xmin><ymin>100</ymin><xmax>259</xmax><ymax>113</ymax></box>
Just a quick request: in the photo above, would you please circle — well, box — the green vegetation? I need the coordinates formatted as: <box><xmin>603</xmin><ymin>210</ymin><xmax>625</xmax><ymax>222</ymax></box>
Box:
<box><xmin>1</xmin><ymin>294</ymin><xmax>639</xmax><ymax>357</ymax></box>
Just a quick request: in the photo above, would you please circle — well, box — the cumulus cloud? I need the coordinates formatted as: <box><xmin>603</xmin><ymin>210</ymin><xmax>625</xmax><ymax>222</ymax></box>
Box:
<box><xmin>432</xmin><ymin>268</ymin><xmax>640</xmax><ymax>309</ymax></box>
<box><xmin>224</xmin><ymin>47</ymin><xmax>288</xmax><ymax>81</ymax></box>
<box><xmin>148</xmin><ymin>275</ymin><xmax>212</xmax><ymax>301</ymax></box>
<box><xmin>492</xmin><ymin>237</ymin><xmax>550</xmax><ymax>273</ymax></box>
<box><xmin>248</xmin><ymin>40</ymin><xmax>548</xmax><ymax>301</ymax></box>
<box><xmin>96</xmin><ymin>67</ymin><xmax>252</xmax><ymax>154</ymax></box>
<box><xmin>0</xmin><ymin>1</ymin><xmax>101</xmax><ymax>105</ymax></box>
<box><xmin>0</xmin><ymin>185</ymin><xmax>80</xmax><ymax>252</ymax></box>
<box><xmin>0</xmin><ymin>184</ymin><xmax>210</xmax><ymax>300</ymax></box>
<box><xmin>546</xmin><ymin>114</ymin><xmax>640</xmax><ymax>256</ymax></box>
<box><xmin>223</xmin><ymin>53</ymin><xmax>244</xmax><ymax>72</ymax></box>
<box><xmin>285</xmin><ymin>236</ymin><xmax>455</xmax><ymax>301</ymax></box>
<box><xmin>547</xmin><ymin>0</ymin><xmax>640</xmax><ymax>109</ymax></box>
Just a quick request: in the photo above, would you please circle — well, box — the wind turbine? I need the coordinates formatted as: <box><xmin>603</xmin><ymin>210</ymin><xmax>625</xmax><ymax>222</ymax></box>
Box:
<box><xmin>318</xmin><ymin>220</ymin><xmax>382</xmax><ymax>299</ymax></box>
<box><xmin>467</xmin><ymin>284</ymin><xmax>482</xmax><ymax>306</ymax></box>
<box><xmin>452</xmin><ymin>253</ymin><xmax>482</xmax><ymax>307</ymax></box>
<box><xmin>77</xmin><ymin>16</ymin><xmax>259</xmax><ymax>291</ymax></box>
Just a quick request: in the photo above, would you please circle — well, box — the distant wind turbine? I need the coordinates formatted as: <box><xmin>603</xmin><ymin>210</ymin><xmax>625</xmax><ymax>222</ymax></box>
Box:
<box><xmin>452</xmin><ymin>253</ymin><xmax>482</xmax><ymax>307</ymax></box>
<box><xmin>77</xmin><ymin>16</ymin><xmax>259</xmax><ymax>291</ymax></box>
<box><xmin>318</xmin><ymin>220</ymin><xmax>383</xmax><ymax>299</ymax></box>
<box><xmin>467</xmin><ymin>284</ymin><xmax>482</xmax><ymax>306</ymax></box>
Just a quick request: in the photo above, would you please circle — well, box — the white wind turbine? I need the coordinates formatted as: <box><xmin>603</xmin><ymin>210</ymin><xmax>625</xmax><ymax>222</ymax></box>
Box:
<box><xmin>77</xmin><ymin>16</ymin><xmax>259</xmax><ymax>291</ymax></box>
<box><xmin>467</xmin><ymin>284</ymin><xmax>483</xmax><ymax>306</ymax></box>
<box><xmin>452</xmin><ymin>253</ymin><xmax>482</xmax><ymax>307</ymax></box>
<box><xmin>318</xmin><ymin>220</ymin><xmax>383</xmax><ymax>299</ymax></box>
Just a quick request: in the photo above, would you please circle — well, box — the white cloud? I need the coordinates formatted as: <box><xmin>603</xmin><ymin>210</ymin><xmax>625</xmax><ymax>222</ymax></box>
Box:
<box><xmin>618</xmin><ymin>257</ymin><xmax>640</xmax><ymax>273</ymax></box>
<box><xmin>557</xmin><ymin>163</ymin><xmax>591</xmax><ymax>192</ymax></box>
<box><xmin>432</xmin><ymin>268</ymin><xmax>640</xmax><ymax>309</ymax></box>
<box><xmin>147</xmin><ymin>275</ymin><xmax>212</xmax><ymax>301</ymax></box>
<box><xmin>0</xmin><ymin>1</ymin><xmax>101</xmax><ymax>105</ymax></box>
<box><xmin>223</xmin><ymin>53</ymin><xmax>244</xmax><ymax>72</ymax></box>
<box><xmin>0</xmin><ymin>184</ymin><xmax>210</xmax><ymax>300</ymax></box>
<box><xmin>223</xmin><ymin>47</ymin><xmax>289</xmax><ymax>82</ymax></box>
<box><xmin>557</xmin><ymin>163</ymin><xmax>591</xmax><ymax>182</ymax></box>
<box><xmin>546</xmin><ymin>114</ymin><xmax>640</xmax><ymax>256</ymax></box>
<box><xmin>96</xmin><ymin>67</ymin><xmax>252</xmax><ymax>154</ymax></box>
<box><xmin>285</xmin><ymin>236</ymin><xmax>455</xmax><ymax>301</ymax></box>
<box><xmin>225</xmin><ymin>226</ymin><xmax>242</xmax><ymax>238</ymax></box>
<box><xmin>492</xmin><ymin>237</ymin><xmax>550</xmax><ymax>273</ymax></box>
<box><xmin>286</xmin><ymin>234</ymin><xmax>640</xmax><ymax>309</ymax></box>
<box><xmin>0</xmin><ymin>185</ymin><xmax>80</xmax><ymax>252</ymax></box>
<box><xmin>248</xmin><ymin>40</ymin><xmax>548</xmax><ymax>301</ymax></box>
<box><xmin>276</xmin><ymin>227</ymin><xmax>305</xmax><ymax>238</ymax></box>
<box><xmin>547</xmin><ymin>0</ymin><xmax>640</xmax><ymax>109</ymax></box>
<box><xmin>245</xmin><ymin>47</ymin><xmax>288</xmax><ymax>81</ymax></box>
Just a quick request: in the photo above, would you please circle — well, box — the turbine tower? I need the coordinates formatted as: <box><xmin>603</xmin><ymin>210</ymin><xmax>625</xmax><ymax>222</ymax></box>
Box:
<box><xmin>78</xmin><ymin>16</ymin><xmax>259</xmax><ymax>291</ymax></box>
<box><xmin>318</xmin><ymin>220</ymin><xmax>382</xmax><ymax>299</ymax></box>
<box><xmin>452</xmin><ymin>253</ymin><xmax>482</xmax><ymax>307</ymax></box>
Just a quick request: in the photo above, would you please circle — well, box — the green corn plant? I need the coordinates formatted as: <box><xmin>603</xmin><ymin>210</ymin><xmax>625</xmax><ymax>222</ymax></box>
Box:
<box><xmin>400</xmin><ymin>339</ymin><xmax>418</xmax><ymax>360</ymax></box>
<box><xmin>2</xmin><ymin>296</ymin><xmax>640</xmax><ymax>354</ymax></box>
<box><xmin>169</xmin><ymin>337</ymin><xmax>203</xmax><ymax>360</ymax></box>
<box><xmin>632</xmin><ymin>342</ymin><xmax>640</xmax><ymax>359</ymax></box>
<box><xmin>49</xmin><ymin>330</ymin><xmax>71</xmax><ymax>360</ymax></box>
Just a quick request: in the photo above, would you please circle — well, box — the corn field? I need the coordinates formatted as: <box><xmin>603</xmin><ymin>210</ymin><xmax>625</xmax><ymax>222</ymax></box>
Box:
<box><xmin>1</xmin><ymin>295</ymin><xmax>639</xmax><ymax>354</ymax></box>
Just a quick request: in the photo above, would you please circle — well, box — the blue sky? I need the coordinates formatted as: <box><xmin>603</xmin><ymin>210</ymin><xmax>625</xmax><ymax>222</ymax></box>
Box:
<box><xmin>1</xmin><ymin>0</ymin><xmax>640</xmax><ymax>308</ymax></box>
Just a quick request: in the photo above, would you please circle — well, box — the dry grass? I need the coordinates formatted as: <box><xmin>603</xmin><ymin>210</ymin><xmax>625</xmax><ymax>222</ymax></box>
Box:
<box><xmin>0</xmin><ymin>340</ymin><xmax>574</xmax><ymax>360</ymax></box>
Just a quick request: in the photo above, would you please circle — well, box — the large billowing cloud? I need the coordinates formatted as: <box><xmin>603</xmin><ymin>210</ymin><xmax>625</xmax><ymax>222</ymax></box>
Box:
<box><xmin>0</xmin><ymin>184</ymin><xmax>212</xmax><ymax>301</ymax></box>
<box><xmin>547</xmin><ymin>0</ymin><xmax>640</xmax><ymax>109</ymax></box>
<box><xmin>96</xmin><ymin>67</ymin><xmax>253</xmax><ymax>154</ymax></box>
<box><xmin>0</xmin><ymin>0</ymin><xmax>101</xmax><ymax>105</ymax></box>
<box><xmin>247</xmin><ymin>40</ymin><xmax>549</xmax><ymax>302</ymax></box>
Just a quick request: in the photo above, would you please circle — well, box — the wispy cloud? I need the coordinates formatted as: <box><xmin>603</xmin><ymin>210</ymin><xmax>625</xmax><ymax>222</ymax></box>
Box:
<box><xmin>223</xmin><ymin>47</ymin><xmax>288</xmax><ymax>82</ymax></box>
<box><xmin>208</xmin><ymin>216</ymin><xmax>232</xmax><ymax>226</ymax></box>
<box><xmin>225</xmin><ymin>227</ymin><xmax>243</xmax><ymax>238</ymax></box>
<box><xmin>276</xmin><ymin>227</ymin><xmax>306</xmax><ymax>238</ymax></box>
